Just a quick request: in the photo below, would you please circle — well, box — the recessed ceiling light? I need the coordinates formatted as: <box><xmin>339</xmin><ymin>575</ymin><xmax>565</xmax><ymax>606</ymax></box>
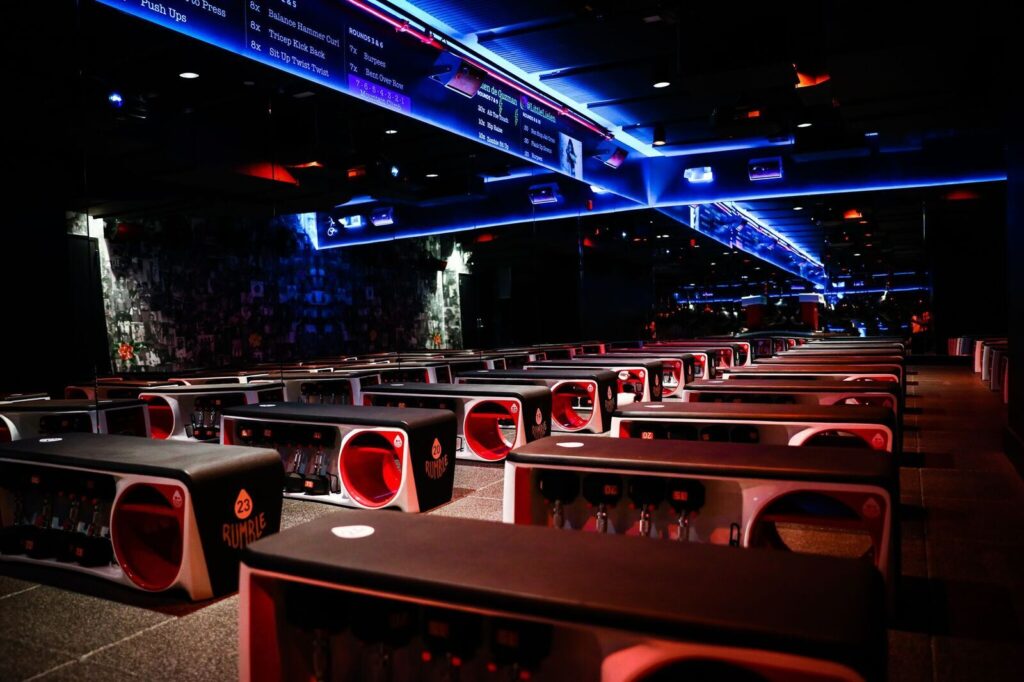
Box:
<box><xmin>385</xmin><ymin>129</ymin><xmax>398</xmax><ymax>135</ymax></box>
<box><xmin>179</xmin><ymin>72</ymin><xmax>200</xmax><ymax>79</ymax></box>
<box><xmin>853</xmin><ymin>253</ymin><xmax>862</xmax><ymax>257</ymax></box>
<box><xmin>864</xmin><ymin>131</ymin><xmax>879</xmax><ymax>137</ymax></box>
<box><xmin>797</xmin><ymin>122</ymin><xmax>812</xmax><ymax>128</ymax></box>
<box><xmin>653</xmin><ymin>80</ymin><xmax>671</xmax><ymax>89</ymax></box>
<box><xmin>793</xmin><ymin>206</ymin><xmax>804</xmax><ymax>211</ymax></box>
<box><xmin>425</xmin><ymin>173</ymin><xmax>439</xmax><ymax>178</ymax></box>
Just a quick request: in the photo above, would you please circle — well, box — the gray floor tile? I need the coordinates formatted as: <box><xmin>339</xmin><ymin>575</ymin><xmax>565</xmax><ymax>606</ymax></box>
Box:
<box><xmin>473</xmin><ymin>480</ymin><xmax>505</xmax><ymax>500</ymax></box>
<box><xmin>0</xmin><ymin>586</ymin><xmax>171</xmax><ymax>656</ymax></box>
<box><xmin>0</xmin><ymin>637</ymin><xmax>76</xmax><ymax>681</ymax></box>
<box><xmin>89</xmin><ymin>597</ymin><xmax>238</xmax><ymax>682</ymax></box>
<box><xmin>887</xmin><ymin>630</ymin><xmax>932</xmax><ymax>682</ymax></box>
<box><xmin>452</xmin><ymin>462</ymin><xmax>504</xmax><ymax>489</ymax></box>
<box><xmin>34</xmin><ymin>660</ymin><xmax>138</xmax><ymax>681</ymax></box>
<box><xmin>279</xmin><ymin>499</ymin><xmax>350</xmax><ymax>530</ymax></box>
<box><xmin>428</xmin><ymin>495</ymin><xmax>503</xmax><ymax>522</ymax></box>
<box><xmin>0</xmin><ymin>575</ymin><xmax>39</xmax><ymax>599</ymax></box>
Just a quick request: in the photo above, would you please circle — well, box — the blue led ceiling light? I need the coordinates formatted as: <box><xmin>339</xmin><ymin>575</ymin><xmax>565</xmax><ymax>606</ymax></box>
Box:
<box><xmin>107</xmin><ymin>92</ymin><xmax>124</xmax><ymax>108</ymax></box>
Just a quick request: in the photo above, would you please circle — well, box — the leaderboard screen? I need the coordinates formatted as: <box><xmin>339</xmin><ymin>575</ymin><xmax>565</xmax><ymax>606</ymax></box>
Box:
<box><xmin>95</xmin><ymin>0</ymin><xmax>600</xmax><ymax>180</ymax></box>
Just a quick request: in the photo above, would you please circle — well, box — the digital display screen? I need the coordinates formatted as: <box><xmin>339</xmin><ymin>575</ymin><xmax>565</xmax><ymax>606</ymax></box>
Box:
<box><xmin>94</xmin><ymin>0</ymin><xmax>598</xmax><ymax>178</ymax></box>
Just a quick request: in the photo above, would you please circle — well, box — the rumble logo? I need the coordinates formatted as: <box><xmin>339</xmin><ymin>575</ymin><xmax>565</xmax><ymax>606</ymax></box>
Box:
<box><xmin>425</xmin><ymin>438</ymin><xmax>449</xmax><ymax>480</ymax></box>
<box><xmin>223</xmin><ymin>488</ymin><xmax>266</xmax><ymax>549</ymax></box>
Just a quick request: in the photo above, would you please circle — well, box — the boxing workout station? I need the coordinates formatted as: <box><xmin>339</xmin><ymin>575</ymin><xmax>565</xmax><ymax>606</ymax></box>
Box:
<box><xmin>2</xmin><ymin>1</ymin><xmax>1019</xmax><ymax>681</ymax></box>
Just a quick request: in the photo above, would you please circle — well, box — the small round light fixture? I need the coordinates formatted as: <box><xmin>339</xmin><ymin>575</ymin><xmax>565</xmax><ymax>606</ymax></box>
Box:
<box><xmin>653</xmin><ymin>80</ymin><xmax>671</xmax><ymax>89</ymax></box>
<box><xmin>793</xmin><ymin>205</ymin><xmax>804</xmax><ymax>211</ymax></box>
<box><xmin>652</xmin><ymin>123</ymin><xmax>667</xmax><ymax>147</ymax></box>
<box><xmin>425</xmin><ymin>173</ymin><xmax>439</xmax><ymax>178</ymax></box>
<box><xmin>179</xmin><ymin>71</ymin><xmax>200</xmax><ymax>80</ymax></box>
<box><xmin>385</xmin><ymin>129</ymin><xmax>398</xmax><ymax>135</ymax></box>
<box><xmin>797</xmin><ymin>121</ymin><xmax>813</xmax><ymax>128</ymax></box>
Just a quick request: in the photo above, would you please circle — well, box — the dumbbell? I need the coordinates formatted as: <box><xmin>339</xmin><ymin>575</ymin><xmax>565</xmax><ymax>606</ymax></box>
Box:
<box><xmin>351</xmin><ymin>596</ymin><xmax>417</xmax><ymax>681</ymax></box>
<box><xmin>537</xmin><ymin>471</ymin><xmax>579</xmax><ymax>529</ymax></box>
<box><xmin>303</xmin><ymin>447</ymin><xmax>332</xmax><ymax>496</ymax></box>
<box><xmin>489</xmin><ymin>619</ymin><xmax>552</xmax><ymax>681</ymax></box>
<box><xmin>422</xmin><ymin>608</ymin><xmax>481</xmax><ymax>681</ymax></box>
<box><xmin>582</xmin><ymin>474</ymin><xmax>622</xmax><ymax>534</ymax></box>
<box><xmin>284</xmin><ymin>444</ymin><xmax>309</xmax><ymax>494</ymax></box>
<box><xmin>666</xmin><ymin>479</ymin><xmax>706</xmax><ymax>542</ymax></box>
<box><xmin>627</xmin><ymin>477</ymin><xmax>665</xmax><ymax>538</ymax></box>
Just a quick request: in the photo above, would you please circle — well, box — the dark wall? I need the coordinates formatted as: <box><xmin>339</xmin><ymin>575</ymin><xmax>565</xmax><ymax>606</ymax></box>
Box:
<box><xmin>463</xmin><ymin>218</ymin><xmax>655</xmax><ymax>346</ymax></box>
<box><xmin>1007</xmin><ymin>138</ymin><xmax>1023</xmax><ymax>459</ymax></box>
<box><xmin>929</xmin><ymin>190</ymin><xmax>1009</xmax><ymax>346</ymax></box>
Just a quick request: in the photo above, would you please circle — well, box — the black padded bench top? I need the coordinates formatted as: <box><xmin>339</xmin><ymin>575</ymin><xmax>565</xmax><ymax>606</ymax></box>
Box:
<box><xmin>137</xmin><ymin>383</ymin><xmax>284</xmax><ymax>395</ymax></box>
<box><xmin>614</xmin><ymin>401</ymin><xmax>895</xmax><ymax>425</ymax></box>
<box><xmin>0</xmin><ymin>433</ymin><xmax>280</xmax><ymax>486</ymax></box>
<box><xmin>457</xmin><ymin>369</ymin><xmax>617</xmax><ymax>382</ymax></box>
<box><xmin>685</xmin><ymin>379</ymin><xmax>901</xmax><ymax>395</ymax></box>
<box><xmin>528</xmin><ymin>358</ymin><xmax>662</xmax><ymax>369</ymax></box>
<box><xmin>361</xmin><ymin>383</ymin><xmax>550</xmax><ymax>400</ymax></box>
<box><xmin>758</xmin><ymin>356</ymin><xmax>904</xmax><ymax>365</ymax></box>
<box><xmin>242</xmin><ymin>510</ymin><xmax>886</xmax><ymax>680</ymax></box>
<box><xmin>223</xmin><ymin>403</ymin><xmax>454</xmax><ymax>431</ymax></box>
<box><xmin>0</xmin><ymin>399</ymin><xmax>143</xmax><ymax>412</ymax></box>
<box><xmin>509</xmin><ymin>435</ymin><xmax>894</xmax><ymax>486</ymax></box>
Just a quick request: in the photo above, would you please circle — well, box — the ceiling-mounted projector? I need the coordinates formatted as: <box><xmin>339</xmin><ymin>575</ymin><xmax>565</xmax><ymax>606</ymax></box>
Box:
<box><xmin>528</xmin><ymin>183</ymin><xmax>562</xmax><ymax>205</ymax></box>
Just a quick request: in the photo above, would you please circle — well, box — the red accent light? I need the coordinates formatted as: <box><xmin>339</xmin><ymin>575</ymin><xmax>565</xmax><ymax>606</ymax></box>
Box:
<box><xmin>474</xmin><ymin>233</ymin><xmax>495</xmax><ymax>243</ymax></box>
<box><xmin>347</xmin><ymin>166</ymin><xmax>367</xmax><ymax>179</ymax></box>
<box><xmin>746</xmin><ymin>110</ymin><xmax>761</xmax><ymax>118</ymax></box>
<box><xmin>236</xmin><ymin>162</ymin><xmax>299</xmax><ymax>185</ymax></box>
<box><xmin>451</xmin><ymin>656</ymin><xmax>462</xmax><ymax>667</ymax></box>
<box><xmin>945</xmin><ymin>189</ymin><xmax>980</xmax><ymax>201</ymax></box>
<box><xmin>795</xmin><ymin>70</ymin><xmax>831</xmax><ymax>88</ymax></box>
<box><xmin>582</xmin><ymin>237</ymin><xmax>595</xmax><ymax>248</ymax></box>
<box><xmin>288</xmin><ymin>161</ymin><xmax>324</xmax><ymax>169</ymax></box>
<box><xmin>421</xmin><ymin>651</ymin><xmax>432</xmax><ymax>663</ymax></box>
<box><xmin>487</xmin><ymin>663</ymin><xmax>498</xmax><ymax>673</ymax></box>
<box><xmin>519</xmin><ymin>671</ymin><xmax>531</xmax><ymax>680</ymax></box>
<box><xmin>843</xmin><ymin>209</ymin><xmax>863</xmax><ymax>220</ymax></box>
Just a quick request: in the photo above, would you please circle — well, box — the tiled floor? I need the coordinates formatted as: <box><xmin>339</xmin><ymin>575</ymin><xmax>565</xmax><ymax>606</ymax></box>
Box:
<box><xmin>1</xmin><ymin>365</ymin><xmax>1022</xmax><ymax>680</ymax></box>
<box><xmin>890</xmin><ymin>364</ymin><xmax>1024</xmax><ymax>681</ymax></box>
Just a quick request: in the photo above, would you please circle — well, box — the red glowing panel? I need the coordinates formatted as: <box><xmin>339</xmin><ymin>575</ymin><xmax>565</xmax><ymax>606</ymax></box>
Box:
<box><xmin>945</xmin><ymin>189</ymin><xmax>980</xmax><ymax>201</ymax></box>
<box><xmin>236</xmin><ymin>162</ymin><xmax>299</xmax><ymax>185</ymax></box>
<box><xmin>843</xmin><ymin>209</ymin><xmax>863</xmax><ymax>220</ymax></box>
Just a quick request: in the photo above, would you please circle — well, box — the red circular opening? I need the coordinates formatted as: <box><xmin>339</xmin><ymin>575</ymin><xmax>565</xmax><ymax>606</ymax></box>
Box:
<box><xmin>550</xmin><ymin>382</ymin><xmax>594</xmax><ymax>431</ymax></box>
<box><xmin>803</xmin><ymin>430</ymin><xmax>872</xmax><ymax>448</ymax></box>
<box><xmin>111</xmin><ymin>484</ymin><xmax>184</xmax><ymax>592</ymax></box>
<box><xmin>464</xmin><ymin>401</ymin><xmax>519</xmax><ymax>461</ymax></box>
<box><xmin>748</xmin><ymin>491</ymin><xmax>876</xmax><ymax>562</ymax></box>
<box><xmin>141</xmin><ymin>396</ymin><xmax>174</xmax><ymax>440</ymax></box>
<box><xmin>340</xmin><ymin>431</ymin><xmax>403</xmax><ymax>508</ymax></box>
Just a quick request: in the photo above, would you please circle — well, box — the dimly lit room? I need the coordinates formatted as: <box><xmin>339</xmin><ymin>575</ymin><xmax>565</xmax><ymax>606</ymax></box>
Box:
<box><xmin>0</xmin><ymin>1</ymin><xmax>1019</xmax><ymax>680</ymax></box>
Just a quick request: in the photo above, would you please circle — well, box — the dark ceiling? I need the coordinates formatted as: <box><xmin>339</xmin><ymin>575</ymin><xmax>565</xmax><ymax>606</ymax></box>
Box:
<box><xmin>406</xmin><ymin>0</ymin><xmax>1006</xmax><ymax>151</ymax></box>
<box><xmin>5</xmin><ymin>0</ymin><xmax>1008</xmax><ymax>289</ymax></box>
